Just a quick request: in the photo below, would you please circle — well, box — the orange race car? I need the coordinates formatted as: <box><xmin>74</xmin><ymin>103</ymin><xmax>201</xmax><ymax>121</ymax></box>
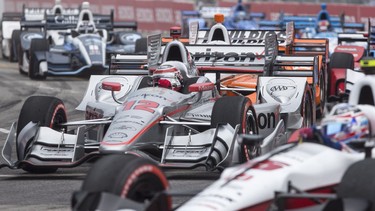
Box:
<box><xmin>163</xmin><ymin>15</ymin><xmax>328</xmax><ymax>119</ymax></box>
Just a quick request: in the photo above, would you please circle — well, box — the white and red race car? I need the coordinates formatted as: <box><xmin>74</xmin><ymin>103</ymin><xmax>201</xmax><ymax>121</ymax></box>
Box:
<box><xmin>71</xmin><ymin>69</ymin><xmax>375</xmax><ymax>211</ymax></box>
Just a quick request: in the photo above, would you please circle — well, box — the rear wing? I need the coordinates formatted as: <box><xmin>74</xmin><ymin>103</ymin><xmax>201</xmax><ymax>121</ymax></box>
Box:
<box><xmin>108</xmin><ymin>34</ymin><xmax>159</xmax><ymax>75</ymax></box>
<box><xmin>23</xmin><ymin>6</ymin><xmax>79</xmax><ymax>21</ymax></box>
<box><xmin>264</xmin><ymin>32</ymin><xmax>318</xmax><ymax>85</ymax></box>
<box><xmin>1</xmin><ymin>12</ymin><xmax>22</xmax><ymax>22</ymax></box>
<box><xmin>188</xmin><ymin>21</ymin><xmax>286</xmax><ymax>45</ymax></box>
<box><xmin>20</xmin><ymin>12</ymin><xmax>137</xmax><ymax>31</ymax></box>
<box><xmin>283</xmin><ymin>22</ymin><xmax>328</xmax><ymax>66</ymax></box>
<box><xmin>147</xmin><ymin>33</ymin><xmax>267</xmax><ymax>70</ymax></box>
<box><xmin>109</xmin><ymin>54</ymin><xmax>148</xmax><ymax>75</ymax></box>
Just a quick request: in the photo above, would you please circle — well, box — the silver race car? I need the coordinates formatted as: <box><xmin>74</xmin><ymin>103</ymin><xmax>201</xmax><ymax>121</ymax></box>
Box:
<box><xmin>0</xmin><ymin>29</ymin><xmax>292</xmax><ymax>173</ymax></box>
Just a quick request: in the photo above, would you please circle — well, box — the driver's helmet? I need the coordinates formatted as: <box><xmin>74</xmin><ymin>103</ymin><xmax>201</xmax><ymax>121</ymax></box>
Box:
<box><xmin>152</xmin><ymin>64</ymin><xmax>184</xmax><ymax>91</ymax></box>
<box><xmin>317</xmin><ymin>20</ymin><xmax>330</xmax><ymax>32</ymax></box>
<box><xmin>320</xmin><ymin>103</ymin><xmax>370</xmax><ymax>148</ymax></box>
<box><xmin>77</xmin><ymin>21</ymin><xmax>95</xmax><ymax>34</ymax></box>
<box><xmin>234</xmin><ymin>11</ymin><xmax>247</xmax><ymax>22</ymax></box>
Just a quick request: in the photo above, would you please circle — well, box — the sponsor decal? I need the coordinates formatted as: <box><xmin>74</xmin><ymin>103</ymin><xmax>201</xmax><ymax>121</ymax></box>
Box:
<box><xmin>113</xmin><ymin>119</ymin><xmax>144</xmax><ymax>126</ymax></box>
<box><xmin>193</xmin><ymin>48</ymin><xmax>258</xmax><ymax>63</ymax></box>
<box><xmin>108</xmin><ymin>132</ymin><xmax>128</xmax><ymax>139</ymax></box>
<box><xmin>23</xmin><ymin>33</ymin><xmax>43</xmax><ymax>41</ymax></box>
<box><xmin>54</xmin><ymin>15</ymin><xmax>78</xmax><ymax>24</ymax></box>
<box><xmin>257</xmin><ymin>112</ymin><xmax>276</xmax><ymax>129</ymax></box>
<box><xmin>113</xmin><ymin>125</ymin><xmax>137</xmax><ymax>131</ymax></box>
<box><xmin>172</xmin><ymin>148</ymin><xmax>208</xmax><ymax>157</ymax></box>
<box><xmin>185</xmin><ymin>113</ymin><xmax>211</xmax><ymax>118</ymax></box>
<box><xmin>336</xmin><ymin>47</ymin><xmax>358</xmax><ymax>52</ymax></box>
<box><xmin>266</xmin><ymin>78</ymin><xmax>297</xmax><ymax>101</ymax></box>
<box><xmin>253</xmin><ymin>160</ymin><xmax>289</xmax><ymax>170</ymax></box>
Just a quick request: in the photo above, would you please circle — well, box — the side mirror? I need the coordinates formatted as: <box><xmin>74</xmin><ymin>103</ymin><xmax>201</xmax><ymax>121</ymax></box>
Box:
<box><xmin>71</xmin><ymin>30</ymin><xmax>79</xmax><ymax>38</ymax></box>
<box><xmin>188</xmin><ymin>82</ymin><xmax>215</xmax><ymax>93</ymax></box>
<box><xmin>102</xmin><ymin>81</ymin><xmax>121</xmax><ymax>91</ymax></box>
<box><xmin>98</xmin><ymin>30</ymin><xmax>104</xmax><ymax>38</ymax></box>
<box><xmin>102</xmin><ymin>81</ymin><xmax>122</xmax><ymax>104</ymax></box>
<box><xmin>238</xmin><ymin>134</ymin><xmax>264</xmax><ymax>147</ymax></box>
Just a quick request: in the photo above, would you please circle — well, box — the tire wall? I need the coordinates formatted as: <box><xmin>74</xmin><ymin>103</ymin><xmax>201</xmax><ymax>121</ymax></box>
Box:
<box><xmin>4</xmin><ymin>0</ymin><xmax>375</xmax><ymax>33</ymax></box>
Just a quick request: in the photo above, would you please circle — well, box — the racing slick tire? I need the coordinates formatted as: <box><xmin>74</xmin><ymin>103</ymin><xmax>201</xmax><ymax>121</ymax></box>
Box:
<box><xmin>328</xmin><ymin>52</ymin><xmax>354</xmax><ymax>97</ymax></box>
<box><xmin>301</xmin><ymin>86</ymin><xmax>314</xmax><ymax>128</ymax></box>
<box><xmin>29</xmin><ymin>38</ymin><xmax>48</xmax><ymax>80</ymax></box>
<box><xmin>211</xmin><ymin>96</ymin><xmax>259</xmax><ymax>162</ymax></box>
<box><xmin>134</xmin><ymin>37</ymin><xmax>147</xmax><ymax>54</ymax></box>
<box><xmin>18</xmin><ymin>40</ymin><xmax>26</xmax><ymax>75</ymax></box>
<box><xmin>9</xmin><ymin>30</ymin><xmax>21</xmax><ymax>62</ymax></box>
<box><xmin>317</xmin><ymin>68</ymin><xmax>327</xmax><ymax>119</ymax></box>
<box><xmin>75</xmin><ymin>154</ymin><xmax>170</xmax><ymax>211</ymax></box>
<box><xmin>16</xmin><ymin>96</ymin><xmax>67</xmax><ymax>173</ymax></box>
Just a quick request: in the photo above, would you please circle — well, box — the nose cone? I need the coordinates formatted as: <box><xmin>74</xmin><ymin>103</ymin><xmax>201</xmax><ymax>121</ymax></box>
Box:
<box><xmin>266</xmin><ymin>78</ymin><xmax>297</xmax><ymax>104</ymax></box>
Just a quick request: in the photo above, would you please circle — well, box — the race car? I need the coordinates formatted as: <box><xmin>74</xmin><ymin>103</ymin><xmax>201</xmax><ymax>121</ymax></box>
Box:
<box><xmin>180</xmin><ymin>0</ymin><xmax>265</xmax><ymax>36</ymax></box>
<box><xmin>142</xmin><ymin>25</ymin><xmax>317</xmax><ymax>132</ymax></box>
<box><xmin>70</xmin><ymin>50</ymin><xmax>375</xmax><ymax>211</ymax></box>
<box><xmin>0</xmin><ymin>28</ymin><xmax>290</xmax><ymax>174</ymax></box>
<box><xmin>71</xmin><ymin>103</ymin><xmax>375</xmax><ymax>211</ymax></box>
<box><xmin>18</xmin><ymin>2</ymin><xmax>140</xmax><ymax>80</ymax></box>
<box><xmin>183</xmin><ymin>17</ymin><xmax>326</xmax><ymax>118</ymax></box>
<box><xmin>0</xmin><ymin>0</ymin><xmax>79</xmax><ymax>62</ymax></box>
<box><xmin>272</xmin><ymin>158</ymin><xmax>375</xmax><ymax>211</ymax></box>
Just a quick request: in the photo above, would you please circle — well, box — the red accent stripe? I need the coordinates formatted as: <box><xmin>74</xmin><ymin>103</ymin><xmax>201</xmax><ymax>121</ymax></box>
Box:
<box><xmin>101</xmin><ymin>105</ymin><xmax>191</xmax><ymax>146</ymax></box>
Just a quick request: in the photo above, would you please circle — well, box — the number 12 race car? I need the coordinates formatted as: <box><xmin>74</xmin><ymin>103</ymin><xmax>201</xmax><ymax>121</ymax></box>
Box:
<box><xmin>0</xmin><ymin>28</ymin><xmax>292</xmax><ymax>174</ymax></box>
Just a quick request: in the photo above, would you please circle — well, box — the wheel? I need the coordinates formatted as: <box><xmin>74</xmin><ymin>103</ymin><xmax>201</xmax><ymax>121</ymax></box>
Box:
<box><xmin>28</xmin><ymin>38</ymin><xmax>49</xmax><ymax>80</ymax></box>
<box><xmin>9</xmin><ymin>30</ymin><xmax>21</xmax><ymax>62</ymax></box>
<box><xmin>328</xmin><ymin>52</ymin><xmax>354</xmax><ymax>97</ymax></box>
<box><xmin>211</xmin><ymin>96</ymin><xmax>259</xmax><ymax>162</ymax></box>
<box><xmin>17</xmin><ymin>96</ymin><xmax>67</xmax><ymax>173</ymax></box>
<box><xmin>301</xmin><ymin>86</ymin><xmax>314</xmax><ymax>128</ymax></box>
<box><xmin>317</xmin><ymin>68</ymin><xmax>327</xmax><ymax>118</ymax></box>
<box><xmin>75</xmin><ymin>154</ymin><xmax>170</xmax><ymax>211</ymax></box>
<box><xmin>134</xmin><ymin>37</ymin><xmax>147</xmax><ymax>54</ymax></box>
<box><xmin>18</xmin><ymin>41</ymin><xmax>27</xmax><ymax>75</ymax></box>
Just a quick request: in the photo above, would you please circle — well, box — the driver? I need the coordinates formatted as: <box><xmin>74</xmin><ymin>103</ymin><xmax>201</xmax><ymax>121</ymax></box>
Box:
<box><xmin>152</xmin><ymin>64</ymin><xmax>184</xmax><ymax>91</ymax></box>
<box><xmin>317</xmin><ymin>20</ymin><xmax>330</xmax><ymax>32</ymax></box>
<box><xmin>291</xmin><ymin>103</ymin><xmax>371</xmax><ymax>152</ymax></box>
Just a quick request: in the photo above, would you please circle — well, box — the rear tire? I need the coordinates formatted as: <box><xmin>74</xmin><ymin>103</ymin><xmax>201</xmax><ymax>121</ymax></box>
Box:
<box><xmin>328</xmin><ymin>52</ymin><xmax>354</xmax><ymax>97</ymax></box>
<box><xmin>301</xmin><ymin>86</ymin><xmax>314</xmax><ymax>128</ymax></box>
<box><xmin>211</xmin><ymin>96</ymin><xmax>259</xmax><ymax>162</ymax></box>
<box><xmin>9</xmin><ymin>30</ymin><xmax>21</xmax><ymax>62</ymax></box>
<box><xmin>76</xmin><ymin>154</ymin><xmax>170</xmax><ymax>210</ymax></box>
<box><xmin>18</xmin><ymin>42</ymin><xmax>27</xmax><ymax>75</ymax></box>
<box><xmin>17</xmin><ymin>96</ymin><xmax>67</xmax><ymax>173</ymax></box>
<box><xmin>134</xmin><ymin>37</ymin><xmax>147</xmax><ymax>54</ymax></box>
<box><xmin>28</xmin><ymin>38</ymin><xmax>49</xmax><ymax>80</ymax></box>
<box><xmin>317</xmin><ymin>68</ymin><xmax>327</xmax><ymax>118</ymax></box>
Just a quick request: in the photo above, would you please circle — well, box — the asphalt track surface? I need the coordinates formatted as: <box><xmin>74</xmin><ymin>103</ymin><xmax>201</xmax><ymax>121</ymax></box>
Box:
<box><xmin>0</xmin><ymin>60</ymin><xmax>219</xmax><ymax>210</ymax></box>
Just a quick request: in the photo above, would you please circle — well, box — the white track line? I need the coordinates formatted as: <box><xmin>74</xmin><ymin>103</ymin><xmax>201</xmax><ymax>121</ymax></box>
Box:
<box><xmin>0</xmin><ymin>173</ymin><xmax>86</xmax><ymax>178</ymax></box>
<box><xmin>0</xmin><ymin>128</ymin><xmax>9</xmax><ymax>134</ymax></box>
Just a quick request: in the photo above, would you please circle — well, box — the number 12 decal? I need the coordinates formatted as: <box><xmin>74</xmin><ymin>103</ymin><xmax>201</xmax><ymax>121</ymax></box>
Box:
<box><xmin>123</xmin><ymin>100</ymin><xmax>159</xmax><ymax>113</ymax></box>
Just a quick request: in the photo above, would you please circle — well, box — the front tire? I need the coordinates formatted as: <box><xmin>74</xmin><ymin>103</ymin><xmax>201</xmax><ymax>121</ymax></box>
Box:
<box><xmin>28</xmin><ymin>38</ymin><xmax>48</xmax><ymax>80</ymax></box>
<box><xmin>9</xmin><ymin>30</ymin><xmax>21</xmax><ymax>62</ymax></box>
<box><xmin>76</xmin><ymin>154</ymin><xmax>170</xmax><ymax>211</ymax></box>
<box><xmin>211</xmin><ymin>96</ymin><xmax>259</xmax><ymax>162</ymax></box>
<box><xmin>17</xmin><ymin>96</ymin><xmax>67</xmax><ymax>173</ymax></box>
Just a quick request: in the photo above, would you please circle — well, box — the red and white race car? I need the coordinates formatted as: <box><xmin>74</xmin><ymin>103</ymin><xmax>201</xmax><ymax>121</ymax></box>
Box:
<box><xmin>71</xmin><ymin>69</ymin><xmax>375</xmax><ymax>211</ymax></box>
